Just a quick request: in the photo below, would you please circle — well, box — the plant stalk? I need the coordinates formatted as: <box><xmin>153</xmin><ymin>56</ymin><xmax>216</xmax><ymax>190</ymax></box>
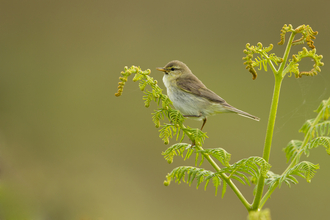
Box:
<box><xmin>251</xmin><ymin>32</ymin><xmax>296</xmax><ymax>210</ymax></box>
<box><xmin>252</xmin><ymin>76</ymin><xmax>282</xmax><ymax>210</ymax></box>
<box><xmin>259</xmin><ymin>182</ymin><xmax>278</xmax><ymax>209</ymax></box>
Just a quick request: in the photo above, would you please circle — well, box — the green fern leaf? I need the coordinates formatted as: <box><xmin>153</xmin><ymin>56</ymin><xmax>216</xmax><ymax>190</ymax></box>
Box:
<box><xmin>299</xmin><ymin>119</ymin><xmax>314</xmax><ymax>136</ymax></box>
<box><xmin>168</xmin><ymin>109</ymin><xmax>185</xmax><ymax>125</ymax></box>
<box><xmin>265</xmin><ymin>171</ymin><xmax>281</xmax><ymax>188</ymax></box>
<box><xmin>138</xmin><ymin>80</ymin><xmax>148</xmax><ymax>91</ymax></box>
<box><xmin>221</xmin><ymin>157</ymin><xmax>271</xmax><ymax>185</ymax></box>
<box><xmin>315</xmin><ymin>99</ymin><xmax>330</xmax><ymax>120</ymax></box>
<box><xmin>283</xmin><ymin>140</ymin><xmax>303</xmax><ymax>162</ymax></box>
<box><xmin>314</xmin><ymin>121</ymin><xmax>330</xmax><ymax>137</ymax></box>
<box><xmin>212</xmin><ymin>176</ymin><xmax>221</xmax><ymax>196</ymax></box>
<box><xmin>159</xmin><ymin>124</ymin><xmax>174</xmax><ymax>144</ymax></box>
<box><xmin>182</xmin><ymin>127</ymin><xmax>208</xmax><ymax>146</ymax></box>
<box><xmin>306</xmin><ymin>136</ymin><xmax>330</xmax><ymax>155</ymax></box>
<box><xmin>142</xmin><ymin>91</ymin><xmax>153</xmax><ymax>108</ymax></box>
<box><xmin>221</xmin><ymin>181</ymin><xmax>227</xmax><ymax>198</ymax></box>
<box><xmin>269</xmin><ymin>53</ymin><xmax>283</xmax><ymax>65</ymax></box>
<box><xmin>283</xmin><ymin>47</ymin><xmax>324</xmax><ymax>78</ymax></box>
<box><xmin>280</xmin><ymin>161</ymin><xmax>320</xmax><ymax>185</ymax></box>
<box><xmin>267</xmin><ymin>171</ymin><xmax>299</xmax><ymax>189</ymax></box>
<box><xmin>152</xmin><ymin>109</ymin><xmax>165</xmax><ymax>128</ymax></box>
<box><xmin>188</xmin><ymin>167</ymin><xmax>198</xmax><ymax>186</ymax></box>
<box><xmin>159</xmin><ymin>123</ymin><xmax>188</xmax><ymax>145</ymax></box>
<box><xmin>242</xmin><ymin>42</ymin><xmax>276</xmax><ymax>79</ymax></box>
<box><xmin>231</xmin><ymin>172</ymin><xmax>251</xmax><ymax>186</ymax></box>
<box><xmin>198</xmin><ymin>148</ymin><xmax>231</xmax><ymax>166</ymax></box>
<box><xmin>164</xmin><ymin>166</ymin><xmax>222</xmax><ymax>195</ymax></box>
<box><xmin>254</xmin><ymin>56</ymin><xmax>268</xmax><ymax>71</ymax></box>
<box><xmin>162</xmin><ymin>143</ymin><xmax>192</xmax><ymax>164</ymax></box>
<box><xmin>300</xmin><ymin>119</ymin><xmax>330</xmax><ymax>138</ymax></box>
<box><xmin>266</xmin><ymin>164</ymin><xmax>313</xmax><ymax>190</ymax></box>
<box><xmin>283</xmin><ymin>175</ymin><xmax>298</xmax><ymax>187</ymax></box>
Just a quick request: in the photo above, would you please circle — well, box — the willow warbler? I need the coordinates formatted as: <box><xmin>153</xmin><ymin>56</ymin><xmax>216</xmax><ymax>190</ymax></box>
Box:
<box><xmin>156</xmin><ymin>60</ymin><xmax>259</xmax><ymax>130</ymax></box>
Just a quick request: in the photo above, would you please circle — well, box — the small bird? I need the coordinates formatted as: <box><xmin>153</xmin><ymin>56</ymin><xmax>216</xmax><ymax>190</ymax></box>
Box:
<box><xmin>156</xmin><ymin>60</ymin><xmax>259</xmax><ymax>131</ymax></box>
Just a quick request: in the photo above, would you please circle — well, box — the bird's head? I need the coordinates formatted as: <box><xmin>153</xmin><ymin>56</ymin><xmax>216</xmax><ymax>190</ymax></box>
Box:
<box><xmin>156</xmin><ymin>60</ymin><xmax>191</xmax><ymax>80</ymax></box>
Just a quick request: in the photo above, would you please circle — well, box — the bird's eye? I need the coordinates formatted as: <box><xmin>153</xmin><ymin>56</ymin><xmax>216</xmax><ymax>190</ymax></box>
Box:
<box><xmin>171</xmin><ymin>68</ymin><xmax>175</xmax><ymax>71</ymax></box>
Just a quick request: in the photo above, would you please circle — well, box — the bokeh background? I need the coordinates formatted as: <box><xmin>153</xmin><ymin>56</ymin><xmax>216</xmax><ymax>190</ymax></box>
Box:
<box><xmin>1</xmin><ymin>0</ymin><xmax>330</xmax><ymax>219</ymax></box>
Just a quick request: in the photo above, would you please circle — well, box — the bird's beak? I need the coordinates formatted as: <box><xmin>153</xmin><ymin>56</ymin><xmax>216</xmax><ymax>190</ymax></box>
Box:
<box><xmin>156</xmin><ymin>67</ymin><xmax>166</xmax><ymax>72</ymax></box>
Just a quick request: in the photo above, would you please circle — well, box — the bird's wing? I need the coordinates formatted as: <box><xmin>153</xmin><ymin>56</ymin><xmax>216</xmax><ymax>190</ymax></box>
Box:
<box><xmin>176</xmin><ymin>75</ymin><xmax>228</xmax><ymax>105</ymax></box>
<box><xmin>176</xmin><ymin>74</ymin><xmax>260</xmax><ymax>121</ymax></box>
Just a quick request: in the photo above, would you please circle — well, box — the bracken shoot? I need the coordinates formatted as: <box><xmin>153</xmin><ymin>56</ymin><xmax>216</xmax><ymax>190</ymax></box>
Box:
<box><xmin>115</xmin><ymin>24</ymin><xmax>327</xmax><ymax>220</ymax></box>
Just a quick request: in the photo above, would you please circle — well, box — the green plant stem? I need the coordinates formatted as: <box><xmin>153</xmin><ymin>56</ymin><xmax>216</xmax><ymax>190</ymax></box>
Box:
<box><xmin>251</xmin><ymin>32</ymin><xmax>296</xmax><ymax>210</ymax></box>
<box><xmin>252</xmin><ymin>76</ymin><xmax>283</xmax><ymax>210</ymax></box>
<box><xmin>262</xmin><ymin>77</ymin><xmax>283</xmax><ymax>162</ymax></box>
<box><xmin>259</xmin><ymin>182</ymin><xmax>278</xmax><ymax>209</ymax></box>
<box><xmin>194</xmin><ymin>144</ymin><xmax>252</xmax><ymax>211</ymax></box>
<box><xmin>279</xmin><ymin>32</ymin><xmax>296</xmax><ymax>76</ymax></box>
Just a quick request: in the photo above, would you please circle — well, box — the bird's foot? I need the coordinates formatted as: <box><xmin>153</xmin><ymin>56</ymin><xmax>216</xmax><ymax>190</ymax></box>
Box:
<box><xmin>189</xmin><ymin>141</ymin><xmax>196</xmax><ymax>149</ymax></box>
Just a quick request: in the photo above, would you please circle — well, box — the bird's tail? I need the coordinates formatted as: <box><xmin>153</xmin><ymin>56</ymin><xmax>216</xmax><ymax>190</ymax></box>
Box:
<box><xmin>228</xmin><ymin>107</ymin><xmax>260</xmax><ymax>121</ymax></box>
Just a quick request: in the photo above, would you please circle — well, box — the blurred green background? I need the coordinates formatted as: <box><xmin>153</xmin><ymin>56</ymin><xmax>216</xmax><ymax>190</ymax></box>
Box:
<box><xmin>1</xmin><ymin>0</ymin><xmax>330</xmax><ymax>219</ymax></box>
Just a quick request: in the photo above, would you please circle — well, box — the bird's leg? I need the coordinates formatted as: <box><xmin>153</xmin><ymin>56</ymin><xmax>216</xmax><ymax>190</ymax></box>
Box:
<box><xmin>182</xmin><ymin>114</ymin><xmax>205</xmax><ymax>148</ymax></box>
<box><xmin>200</xmin><ymin>118</ymin><xmax>207</xmax><ymax>131</ymax></box>
<box><xmin>182</xmin><ymin>114</ymin><xmax>206</xmax><ymax>130</ymax></box>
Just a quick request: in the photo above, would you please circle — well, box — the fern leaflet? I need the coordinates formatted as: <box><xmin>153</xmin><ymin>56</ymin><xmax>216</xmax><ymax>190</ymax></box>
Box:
<box><xmin>164</xmin><ymin>166</ymin><xmax>222</xmax><ymax>195</ymax></box>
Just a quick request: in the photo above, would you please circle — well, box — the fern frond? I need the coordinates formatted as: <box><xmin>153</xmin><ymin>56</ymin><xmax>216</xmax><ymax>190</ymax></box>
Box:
<box><xmin>269</xmin><ymin>53</ymin><xmax>284</xmax><ymax>65</ymax></box>
<box><xmin>198</xmin><ymin>148</ymin><xmax>231</xmax><ymax>166</ymax></box>
<box><xmin>315</xmin><ymin>98</ymin><xmax>330</xmax><ymax>120</ymax></box>
<box><xmin>280</xmin><ymin>161</ymin><xmax>319</xmax><ymax>185</ymax></box>
<box><xmin>242</xmin><ymin>41</ymin><xmax>282</xmax><ymax>79</ymax></box>
<box><xmin>152</xmin><ymin>109</ymin><xmax>165</xmax><ymax>128</ymax></box>
<box><xmin>168</xmin><ymin>109</ymin><xmax>185</xmax><ymax>126</ymax></box>
<box><xmin>221</xmin><ymin>181</ymin><xmax>227</xmax><ymax>198</ymax></box>
<box><xmin>142</xmin><ymin>91</ymin><xmax>153</xmax><ymax>108</ymax></box>
<box><xmin>267</xmin><ymin>161</ymin><xmax>319</xmax><ymax>189</ymax></box>
<box><xmin>162</xmin><ymin>143</ymin><xmax>192</xmax><ymax>164</ymax></box>
<box><xmin>285</xmin><ymin>60</ymin><xmax>299</xmax><ymax>78</ymax></box>
<box><xmin>292</xmin><ymin>25</ymin><xmax>318</xmax><ymax>49</ymax></box>
<box><xmin>282</xmin><ymin>175</ymin><xmax>299</xmax><ymax>187</ymax></box>
<box><xmin>231</xmin><ymin>171</ymin><xmax>251</xmax><ymax>186</ymax></box>
<box><xmin>254</xmin><ymin>56</ymin><xmax>268</xmax><ymax>71</ymax></box>
<box><xmin>299</xmin><ymin>119</ymin><xmax>314</xmax><ymax>136</ymax></box>
<box><xmin>299</xmin><ymin>99</ymin><xmax>330</xmax><ymax>137</ymax></box>
<box><xmin>115</xmin><ymin>66</ymin><xmax>150</xmax><ymax>96</ymax></box>
<box><xmin>164</xmin><ymin>166</ymin><xmax>222</xmax><ymax>195</ymax></box>
<box><xmin>306</xmin><ymin>136</ymin><xmax>330</xmax><ymax>155</ymax></box>
<box><xmin>278</xmin><ymin>24</ymin><xmax>295</xmax><ymax>45</ymax></box>
<box><xmin>278</xmin><ymin>24</ymin><xmax>318</xmax><ymax>49</ymax></box>
<box><xmin>220</xmin><ymin>157</ymin><xmax>271</xmax><ymax>185</ymax></box>
<box><xmin>313</xmin><ymin>120</ymin><xmax>330</xmax><ymax>137</ymax></box>
<box><xmin>265</xmin><ymin>171</ymin><xmax>281</xmax><ymax>188</ymax></box>
<box><xmin>159</xmin><ymin>124</ymin><xmax>176</xmax><ymax>145</ymax></box>
<box><xmin>284</xmin><ymin>47</ymin><xmax>324</xmax><ymax>78</ymax></box>
<box><xmin>283</xmin><ymin>140</ymin><xmax>303</xmax><ymax>163</ymax></box>
<box><xmin>265</xmin><ymin>170</ymin><xmax>299</xmax><ymax>189</ymax></box>
<box><xmin>284</xmin><ymin>98</ymin><xmax>330</xmax><ymax>169</ymax></box>
<box><xmin>116</xmin><ymin>65</ymin><xmax>193</xmax><ymax>145</ymax></box>
<box><xmin>276</xmin><ymin>24</ymin><xmax>323</xmax><ymax>78</ymax></box>
<box><xmin>242</xmin><ymin>42</ymin><xmax>275</xmax><ymax>80</ymax></box>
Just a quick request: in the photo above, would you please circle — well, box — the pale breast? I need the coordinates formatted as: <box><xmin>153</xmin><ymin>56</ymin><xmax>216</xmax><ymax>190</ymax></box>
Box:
<box><xmin>163</xmin><ymin>75</ymin><xmax>230</xmax><ymax>119</ymax></box>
